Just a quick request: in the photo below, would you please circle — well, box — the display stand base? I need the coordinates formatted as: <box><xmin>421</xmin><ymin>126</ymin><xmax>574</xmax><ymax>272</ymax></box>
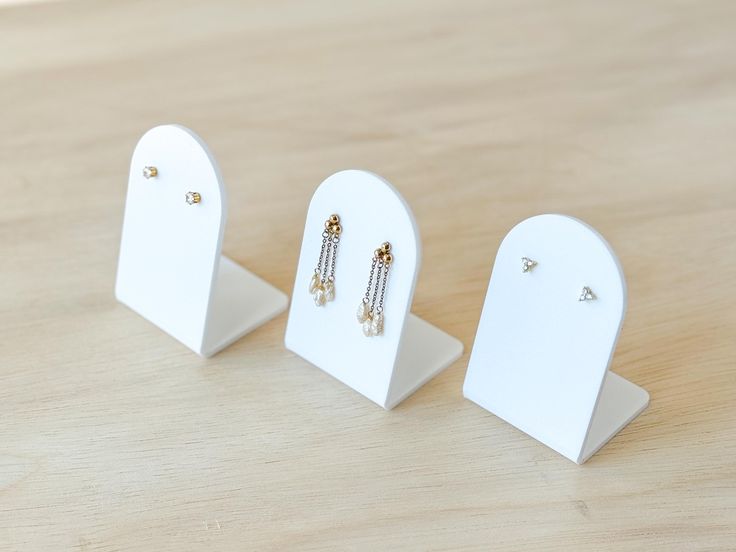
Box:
<box><xmin>116</xmin><ymin>125</ymin><xmax>289</xmax><ymax>357</ymax></box>
<box><xmin>385</xmin><ymin>315</ymin><xmax>463</xmax><ymax>409</ymax></box>
<box><xmin>203</xmin><ymin>256</ymin><xmax>288</xmax><ymax>357</ymax></box>
<box><xmin>284</xmin><ymin>170</ymin><xmax>463</xmax><ymax>409</ymax></box>
<box><xmin>465</xmin><ymin>370</ymin><xmax>648</xmax><ymax>464</ymax></box>
<box><xmin>462</xmin><ymin>214</ymin><xmax>649</xmax><ymax>464</ymax></box>
<box><xmin>578</xmin><ymin>371</ymin><xmax>649</xmax><ymax>463</ymax></box>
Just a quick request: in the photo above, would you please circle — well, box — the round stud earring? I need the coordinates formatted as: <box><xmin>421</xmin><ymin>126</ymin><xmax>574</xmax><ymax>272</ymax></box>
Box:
<box><xmin>142</xmin><ymin>166</ymin><xmax>158</xmax><ymax>179</ymax></box>
<box><xmin>185</xmin><ymin>191</ymin><xmax>201</xmax><ymax>205</ymax></box>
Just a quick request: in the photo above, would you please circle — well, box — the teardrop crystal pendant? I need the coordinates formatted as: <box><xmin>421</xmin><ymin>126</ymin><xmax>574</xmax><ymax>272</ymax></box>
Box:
<box><xmin>356</xmin><ymin>300</ymin><xmax>370</xmax><ymax>323</ymax></box>
<box><xmin>324</xmin><ymin>280</ymin><xmax>335</xmax><ymax>301</ymax></box>
<box><xmin>362</xmin><ymin>316</ymin><xmax>375</xmax><ymax>337</ymax></box>
<box><xmin>371</xmin><ymin>311</ymin><xmax>384</xmax><ymax>336</ymax></box>
<box><xmin>308</xmin><ymin>273</ymin><xmax>320</xmax><ymax>294</ymax></box>
<box><xmin>313</xmin><ymin>286</ymin><xmax>327</xmax><ymax>306</ymax></box>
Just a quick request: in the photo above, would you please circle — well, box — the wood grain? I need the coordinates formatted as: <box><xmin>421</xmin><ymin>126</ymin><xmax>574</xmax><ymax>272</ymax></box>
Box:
<box><xmin>1</xmin><ymin>0</ymin><xmax>734</xmax><ymax>550</ymax></box>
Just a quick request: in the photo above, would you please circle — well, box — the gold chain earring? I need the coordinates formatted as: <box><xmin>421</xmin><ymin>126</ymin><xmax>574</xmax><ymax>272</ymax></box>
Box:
<box><xmin>309</xmin><ymin>214</ymin><xmax>342</xmax><ymax>306</ymax></box>
<box><xmin>356</xmin><ymin>241</ymin><xmax>393</xmax><ymax>337</ymax></box>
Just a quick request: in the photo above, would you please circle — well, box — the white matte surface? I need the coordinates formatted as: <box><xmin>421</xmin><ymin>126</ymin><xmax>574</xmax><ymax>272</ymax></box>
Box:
<box><xmin>463</xmin><ymin>214</ymin><xmax>648</xmax><ymax>463</ymax></box>
<box><xmin>285</xmin><ymin>170</ymin><xmax>463</xmax><ymax>409</ymax></box>
<box><xmin>116</xmin><ymin>125</ymin><xmax>287</xmax><ymax>356</ymax></box>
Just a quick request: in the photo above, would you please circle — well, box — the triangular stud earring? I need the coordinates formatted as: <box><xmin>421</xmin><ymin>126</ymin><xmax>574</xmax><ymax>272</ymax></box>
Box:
<box><xmin>521</xmin><ymin>257</ymin><xmax>537</xmax><ymax>273</ymax></box>
<box><xmin>579</xmin><ymin>286</ymin><xmax>596</xmax><ymax>301</ymax></box>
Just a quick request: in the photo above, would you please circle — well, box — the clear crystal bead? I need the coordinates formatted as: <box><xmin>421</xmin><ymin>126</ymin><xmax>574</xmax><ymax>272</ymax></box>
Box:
<box><xmin>356</xmin><ymin>301</ymin><xmax>370</xmax><ymax>323</ymax></box>
<box><xmin>314</xmin><ymin>287</ymin><xmax>327</xmax><ymax>306</ymax></box>
<box><xmin>362</xmin><ymin>317</ymin><xmax>375</xmax><ymax>337</ymax></box>
<box><xmin>371</xmin><ymin>312</ymin><xmax>384</xmax><ymax>336</ymax></box>
<box><xmin>324</xmin><ymin>280</ymin><xmax>335</xmax><ymax>302</ymax></box>
<box><xmin>309</xmin><ymin>273</ymin><xmax>320</xmax><ymax>294</ymax></box>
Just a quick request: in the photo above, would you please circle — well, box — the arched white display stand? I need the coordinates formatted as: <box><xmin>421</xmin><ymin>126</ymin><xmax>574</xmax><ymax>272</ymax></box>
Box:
<box><xmin>115</xmin><ymin>125</ymin><xmax>288</xmax><ymax>357</ymax></box>
<box><xmin>285</xmin><ymin>170</ymin><xmax>463</xmax><ymax>409</ymax></box>
<box><xmin>463</xmin><ymin>214</ymin><xmax>648</xmax><ymax>464</ymax></box>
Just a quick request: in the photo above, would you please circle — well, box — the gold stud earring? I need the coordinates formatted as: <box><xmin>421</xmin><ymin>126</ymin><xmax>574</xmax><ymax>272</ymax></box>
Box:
<box><xmin>521</xmin><ymin>257</ymin><xmax>537</xmax><ymax>273</ymax></box>
<box><xmin>309</xmin><ymin>214</ymin><xmax>342</xmax><ymax>306</ymax></box>
<box><xmin>185</xmin><ymin>191</ymin><xmax>201</xmax><ymax>205</ymax></box>
<box><xmin>579</xmin><ymin>286</ymin><xmax>596</xmax><ymax>301</ymax></box>
<box><xmin>143</xmin><ymin>166</ymin><xmax>158</xmax><ymax>179</ymax></box>
<box><xmin>356</xmin><ymin>241</ymin><xmax>393</xmax><ymax>337</ymax></box>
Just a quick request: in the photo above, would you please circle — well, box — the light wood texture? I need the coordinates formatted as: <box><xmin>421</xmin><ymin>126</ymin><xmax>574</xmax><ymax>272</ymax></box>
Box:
<box><xmin>1</xmin><ymin>1</ymin><xmax>734</xmax><ymax>550</ymax></box>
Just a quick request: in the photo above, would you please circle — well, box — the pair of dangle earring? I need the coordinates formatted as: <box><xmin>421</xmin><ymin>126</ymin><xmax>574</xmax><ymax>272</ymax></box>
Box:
<box><xmin>356</xmin><ymin>242</ymin><xmax>393</xmax><ymax>337</ymax></box>
<box><xmin>309</xmin><ymin>214</ymin><xmax>342</xmax><ymax>306</ymax></box>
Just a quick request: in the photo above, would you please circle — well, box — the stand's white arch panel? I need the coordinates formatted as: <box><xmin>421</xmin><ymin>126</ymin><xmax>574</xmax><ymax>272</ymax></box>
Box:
<box><xmin>116</xmin><ymin>125</ymin><xmax>225</xmax><ymax>354</ymax></box>
<box><xmin>285</xmin><ymin>170</ymin><xmax>462</xmax><ymax>409</ymax></box>
<box><xmin>116</xmin><ymin>125</ymin><xmax>288</xmax><ymax>356</ymax></box>
<box><xmin>463</xmin><ymin>214</ymin><xmax>648</xmax><ymax>463</ymax></box>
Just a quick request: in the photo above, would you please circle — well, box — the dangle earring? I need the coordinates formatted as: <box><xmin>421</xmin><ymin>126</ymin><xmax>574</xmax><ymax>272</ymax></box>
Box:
<box><xmin>309</xmin><ymin>214</ymin><xmax>342</xmax><ymax>306</ymax></box>
<box><xmin>356</xmin><ymin>241</ymin><xmax>393</xmax><ymax>337</ymax></box>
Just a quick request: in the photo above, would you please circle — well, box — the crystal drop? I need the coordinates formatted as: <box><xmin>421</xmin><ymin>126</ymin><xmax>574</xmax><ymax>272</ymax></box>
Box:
<box><xmin>371</xmin><ymin>312</ymin><xmax>384</xmax><ymax>336</ymax></box>
<box><xmin>362</xmin><ymin>317</ymin><xmax>375</xmax><ymax>337</ymax></box>
<box><xmin>314</xmin><ymin>286</ymin><xmax>327</xmax><ymax>306</ymax></box>
<box><xmin>356</xmin><ymin>301</ymin><xmax>370</xmax><ymax>323</ymax></box>
<box><xmin>309</xmin><ymin>273</ymin><xmax>320</xmax><ymax>294</ymax></box>
<box><xmin>324</xmin><ymin>280</ymin><xmax>335</xmax><ymax>302</ymax></box>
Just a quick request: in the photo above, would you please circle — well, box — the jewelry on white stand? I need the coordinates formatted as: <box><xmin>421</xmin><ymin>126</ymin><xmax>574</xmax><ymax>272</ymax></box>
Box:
<box><xmin>115</xmin><ymin>124</ymin><xmax>288</xmax><ymax>357</ymax></box>
<box><xmin>285</xmin><ymin>170</ymin><xmax>463</xmax><ymax>409</ymax></box>
<box><xmin>463</xmin><ymin>214</ymin><xmax>648</xmax><ymax>464</ymax></box>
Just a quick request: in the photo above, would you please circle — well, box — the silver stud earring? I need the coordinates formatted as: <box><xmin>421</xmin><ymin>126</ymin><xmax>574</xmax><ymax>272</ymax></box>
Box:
<box><xmin>521</xmin><ymin>257</ymin><xmax>537</xmax><ymax>273</ymax></box>
<box><xmin>579</xmin><ymin>286</ymin><xmax>596</xmax><ymax>301</ymax></box>
<box><xmin>143</xmin><ymin>166</ymin><xmax>158</xmax><ymax>179</ymax></box>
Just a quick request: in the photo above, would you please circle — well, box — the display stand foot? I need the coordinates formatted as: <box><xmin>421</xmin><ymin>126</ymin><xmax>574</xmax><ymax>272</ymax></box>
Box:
<box><xmin>384</xmin><ymin>314</ymin><xmax>463</xmax><ymax>409</ymax></box>
<box><xmin>203</xmin><ymin>256</ymin><xmax>288</xmax><ymax>357</ymax></box>
<box><xmin>578</xmin><ymin>372</ymin><xmax>649</xmax><ymax>463</ymax></box>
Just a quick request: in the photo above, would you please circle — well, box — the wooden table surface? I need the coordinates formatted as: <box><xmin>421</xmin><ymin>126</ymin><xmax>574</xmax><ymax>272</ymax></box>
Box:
<box><xmin>1</xmin><ymin>1</ymin><xmax>734</xmax><ymax>550</ymax></box>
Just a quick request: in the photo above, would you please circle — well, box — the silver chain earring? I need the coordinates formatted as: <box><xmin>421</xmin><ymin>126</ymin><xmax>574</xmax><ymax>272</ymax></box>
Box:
<box><xmin>356</xmin><ymin>242</ymin><xmax>393</xmax><ymax>337</ymax></box>
<box><xmin>309</xmin><ymin>214</ymin><xmax>342</xmax><ymax>306</ymax></box>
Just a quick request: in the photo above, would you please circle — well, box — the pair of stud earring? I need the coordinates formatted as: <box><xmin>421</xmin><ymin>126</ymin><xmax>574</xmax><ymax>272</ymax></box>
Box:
<box><xmin>521</xmin><ymin>257</ymin><xmax>596</xmax><ymax>301</ymax></box>
<box><xmin>308</xmin><ymin>214</ymin><xmax>394</xmax><ymax>338</ymax></box>
<box><xmin>143</xmin><ymin>166</ymin><xmax>201</xmax><ymax>205</ymax></box>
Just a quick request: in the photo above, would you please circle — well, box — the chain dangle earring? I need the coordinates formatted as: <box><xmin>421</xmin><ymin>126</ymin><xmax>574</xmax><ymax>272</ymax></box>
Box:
<box><xmin>309</xmin><ymin>214</ymin><xmax>342</xmax><ymax>306</ymax></box>
<box><xmin>356</xmin><ymin>241</ymin><xmax>393</xmax><ymax>337</ymax></box>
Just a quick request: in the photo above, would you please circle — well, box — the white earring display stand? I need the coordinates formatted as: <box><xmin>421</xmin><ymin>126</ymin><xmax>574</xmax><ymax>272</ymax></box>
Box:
<box><xmin>115</xmin><ymin>125</ymin><xmax>288</xmax><ymax>357</ymax></box>
<box><xmin>285</xmin><ymin>170</ymin><xmax>463</xmax><ymax>409</ymax></box>
<box><xmin>463</xmin><ymin>214</ymin><xmax>648</xmax><ymax>464</ymax></box>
